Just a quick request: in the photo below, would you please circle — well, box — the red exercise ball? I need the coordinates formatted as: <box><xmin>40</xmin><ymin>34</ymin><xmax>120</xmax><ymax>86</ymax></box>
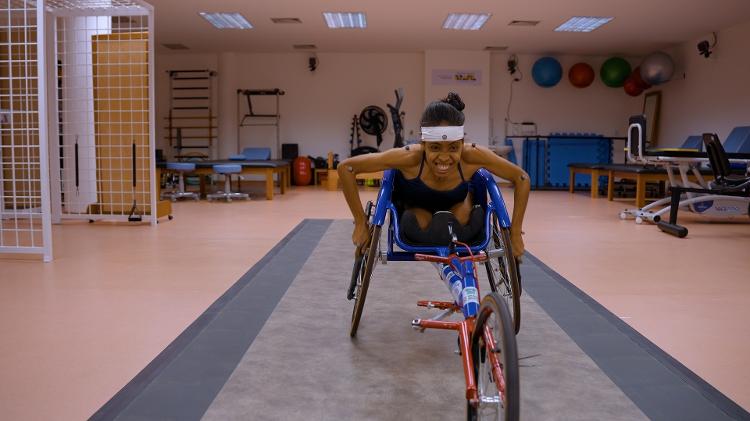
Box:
<box><xmin>623</xmin><ymin>77</ymin><xmax>644</xmax><ymax>96</ymax></box>
<box><xmin>292</xmin><ymin>156</ymin><xmax>313</xmax><ymax>186</ymax></box>
<box><xmin>630</xmin><ymin>66</ymin><xmax>651</xmax><ymax>90</ymax></box>
<box><xmin>568</xmin><ymin>63</ymin><xmax>595</xmax><ymax>88</ymax></box>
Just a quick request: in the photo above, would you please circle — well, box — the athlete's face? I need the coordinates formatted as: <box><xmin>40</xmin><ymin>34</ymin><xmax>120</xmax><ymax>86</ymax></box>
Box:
<box><xmin>423</xmin><ymin>139</ymin><xmax>463</xmax><ymax>177</ymax></box>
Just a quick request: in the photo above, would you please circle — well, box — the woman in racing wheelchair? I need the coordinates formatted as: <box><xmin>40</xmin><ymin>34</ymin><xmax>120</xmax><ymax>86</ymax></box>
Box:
<box><xmin>339</xmin><ymin>92</ymin><xmax>530</xmax><ymax>258</ymax></box>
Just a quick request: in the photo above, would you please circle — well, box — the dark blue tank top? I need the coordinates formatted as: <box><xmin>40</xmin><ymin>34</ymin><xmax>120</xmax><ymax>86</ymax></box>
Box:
<box><xmin>393</xmin><ymin>153</ymin><xmax>469</xmax><ymax>213</ymax></box>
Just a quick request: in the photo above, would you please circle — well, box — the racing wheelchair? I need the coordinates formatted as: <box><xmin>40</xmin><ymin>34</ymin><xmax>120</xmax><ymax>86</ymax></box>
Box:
<box><xmin>346</xmin><ymin>168</ymin><xmax>522</xmax><ymax>419</ymax></box>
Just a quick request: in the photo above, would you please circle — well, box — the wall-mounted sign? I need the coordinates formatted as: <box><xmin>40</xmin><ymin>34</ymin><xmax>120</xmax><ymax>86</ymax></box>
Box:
<box><xmin>431</xmin><ymin>69</ymin><xmax>482</xmax><ymax>86</ymax></box>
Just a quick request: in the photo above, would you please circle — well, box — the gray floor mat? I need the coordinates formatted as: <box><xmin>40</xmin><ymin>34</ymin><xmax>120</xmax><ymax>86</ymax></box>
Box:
<box><xmin>202</xmin><ymin>221</ymin><xmax>645</xmax><ymax>421</ymax></box>
<box><xmin>93</xmin><ymin>219</ymin><xmax>748</xmax><ymax>421</ymax></box>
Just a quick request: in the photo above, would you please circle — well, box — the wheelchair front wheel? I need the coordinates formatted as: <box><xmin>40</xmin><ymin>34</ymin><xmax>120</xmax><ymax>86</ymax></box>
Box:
<box><xmin>484</xmin><ymin>216</ymin><xmax>521</xmax><ymax>334</ymax></box>
<box><xmin>350</xmin><ymin>224</ymin><xmax>381</xmax><ymax>337</ymax></box>
<box><xmin>467</xmin><ymin>292</ymin><xmax>520</xmax><ymax>421</ymax></box>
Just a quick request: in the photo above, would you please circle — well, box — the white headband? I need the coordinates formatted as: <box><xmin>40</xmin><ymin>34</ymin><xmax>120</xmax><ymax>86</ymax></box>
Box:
<box><xmin>420</xmin><ymin>126</ymin><xmax>464</xmax><ymax>142</ymax></box>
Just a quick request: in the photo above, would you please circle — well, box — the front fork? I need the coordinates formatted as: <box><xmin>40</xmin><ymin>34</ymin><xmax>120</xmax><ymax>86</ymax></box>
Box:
<box><xmin>414</xmin><ymin>316</ymin><xmax>479</xmax><ymax>403</ymax></box>
<box><xmin>413</xmin><ymin>259</ymin><xmax>484</xmax><ymax>403</ymax></box>
<box><xmin>482</xmin><ymin>324</ymin><xmax>507</xmax><ymax>399</ymax></box>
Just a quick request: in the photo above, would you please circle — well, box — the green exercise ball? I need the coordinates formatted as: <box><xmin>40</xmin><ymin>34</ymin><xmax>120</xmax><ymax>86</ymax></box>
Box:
<box><xmin>600</xmin><ymin>57</ymin><xmax>632</xmax><ymax>88</ymax></box>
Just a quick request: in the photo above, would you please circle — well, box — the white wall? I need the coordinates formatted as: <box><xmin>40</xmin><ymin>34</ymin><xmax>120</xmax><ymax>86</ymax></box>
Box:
<box><xmin>156</xmin><ymin>52</ymin><xmax>424</xmax><ymax>160</ymax></box>
<box><xmin>155</xmin><ymin>53</ymin><xmax>219</xmax><ymax>159</ymax></box>
<box><xmin>155</xmin><ymin>51</ymin><xmax>652</xmax><ymax>161</ymax></box>
<box><xmin>657</xmin><ymin>20</ymin><xmax>750</xmax><ymax>147</ymax></box>
<box><xmin>424</xmin><ymin>50</ymin><xmax>491</xmax><ymax>145</ymax></box>
<box><xmin>490</xmin><ymin>53</ymin><xmax>643</xmax><ymax>158</ymax></box>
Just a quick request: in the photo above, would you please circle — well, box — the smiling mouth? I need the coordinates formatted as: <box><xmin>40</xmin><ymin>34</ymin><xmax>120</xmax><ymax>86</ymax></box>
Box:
<box><xmin>435</xmin><ymin>163</ymin><xmax>452</xmax><ymax>172</ymax></box>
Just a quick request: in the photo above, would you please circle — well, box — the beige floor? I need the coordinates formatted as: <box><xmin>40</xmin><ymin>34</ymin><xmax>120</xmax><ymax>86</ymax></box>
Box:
<box><xmin>0</xmin><ymin>184</ymin><xmax>749</xmax><ymax>420</ymax></box>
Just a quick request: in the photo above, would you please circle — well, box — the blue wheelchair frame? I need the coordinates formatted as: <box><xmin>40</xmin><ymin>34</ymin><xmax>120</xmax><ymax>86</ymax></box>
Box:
<box><xmin>370</xmin><ymin>168</ymin><xmax>512</xmax><ymax>258</ymax></box>
<box><xmin>367</xmin><ymin>168</ymin><xmax>513</xmax><ymax>317</ymax></box>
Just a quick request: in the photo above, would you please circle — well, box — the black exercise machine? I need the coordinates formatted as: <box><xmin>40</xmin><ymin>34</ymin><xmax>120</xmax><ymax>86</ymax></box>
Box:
<box><xmin>657</xmin><ymin>133</ymin><xmax>750</xmax><ymax>237</ymax></box>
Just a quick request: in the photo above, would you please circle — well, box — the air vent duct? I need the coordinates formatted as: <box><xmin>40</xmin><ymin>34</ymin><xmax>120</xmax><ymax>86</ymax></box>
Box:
<box><xmin>509</xmin><ymin>20</ymin><xmax>540</xmax><ymax>26</ymax></box>
<box><xmin>163</xmin><ymin>43</ymin><xmax>189</xmax><ymax>50</ymax></box>
<box><xmin>272</xmin><ymin>17</ymin><xmax>302</xmax><ymax>24</ymax></box>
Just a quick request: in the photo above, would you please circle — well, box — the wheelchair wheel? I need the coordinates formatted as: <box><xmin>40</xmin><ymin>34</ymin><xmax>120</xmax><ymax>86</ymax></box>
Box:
<box><xmin>467</xmin><ymin>293</ymin><xmax>520</xmax><ymax>421</ymax></box>
<box><xmin>484</xmin><ymin>215</ymin><xmax>521</xmax><ymax>334</ymax></box>
<box><xmin>349</xmin><ymin>224</ymin><xmax>381</xmax><ymax>337</ymax></box>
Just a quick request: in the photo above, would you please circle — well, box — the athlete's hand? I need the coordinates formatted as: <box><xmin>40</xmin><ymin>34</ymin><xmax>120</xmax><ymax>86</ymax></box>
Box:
<box><xmin>353</xmin><ymin>221</ymin><xmax>370</xmax><ymax>256</ymax></box>
<box><xmin>510</xmin><ymin>230</ymin><xmax>525</xmax><ymax>258</ymax></box>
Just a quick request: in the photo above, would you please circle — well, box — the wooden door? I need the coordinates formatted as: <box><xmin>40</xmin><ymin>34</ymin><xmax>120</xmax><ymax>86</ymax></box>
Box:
<box><xmin>91</xmin><ymin>32</ymin><xmax>151</xmax><ymax>214</ymax></box>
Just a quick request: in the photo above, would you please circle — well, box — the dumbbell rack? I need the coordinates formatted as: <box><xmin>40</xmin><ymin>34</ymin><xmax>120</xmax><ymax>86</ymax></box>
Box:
<box><xmin>166</xmin><ymin>69</ymin><xmax>217</xmax><ymax>160</ymax></box>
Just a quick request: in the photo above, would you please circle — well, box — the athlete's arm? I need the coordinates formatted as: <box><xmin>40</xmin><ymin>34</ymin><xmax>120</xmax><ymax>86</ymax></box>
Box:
<box><xmin>463</xmin><ymin>144</ymin><xmax>530</xmax><ymax>257</ymax></box>
<box><xmin>338</xmin><ymin>147</ymin><xmax>420</xmax><ymax>252</ymax></box>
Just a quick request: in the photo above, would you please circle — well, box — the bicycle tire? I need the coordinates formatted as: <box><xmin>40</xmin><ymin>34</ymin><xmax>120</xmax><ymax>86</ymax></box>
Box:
<box><xmin>483</xmin><ymin>216</ymin><xmax>521</xmax><ymax>334</ymax></box>
<box><xmin>467</xmin><ymin>292</ymin><xmax>520</xmax><ymax>421</ymax></box>
<box><xmin>349</xmin><ymin>225</ymin><xmax>381</xmax><ymax>337</ymax></box>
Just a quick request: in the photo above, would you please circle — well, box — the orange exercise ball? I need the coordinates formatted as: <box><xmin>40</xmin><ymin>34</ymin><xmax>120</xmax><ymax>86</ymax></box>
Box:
<box><xmin>293</xmin><ymin>156</ymin><xmax>313</xmax><ymax>186</ymax></box>
<box><xmin>568</xmin><ymin>63</ymin><xmax>595</xmax><ymax>88</ymax></box>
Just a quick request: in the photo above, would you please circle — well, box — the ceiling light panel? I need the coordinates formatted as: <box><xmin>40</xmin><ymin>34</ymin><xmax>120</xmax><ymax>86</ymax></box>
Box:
<box><xmin>443</xmin><ymin>13</ymin><xmax>491</xmax><ymax>30</ymax></box>
<box><xmin>199</xmin><ymin>12</ymin><xmax>253</xmax><ymax>29</ymax></box>
<box><xmin>323</xmin><ymin>12</ymin><xmax>367</xmax><ymax>29</ymax></box>
<box><xmin>555</xmin><ymin>17</ymin><xmax>613</xmax><ymax>32</ymax></box>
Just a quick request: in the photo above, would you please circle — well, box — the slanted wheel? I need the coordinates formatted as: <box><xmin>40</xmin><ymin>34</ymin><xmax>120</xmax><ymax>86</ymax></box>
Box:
<box><xmin>349</xmin><ymin>224</ymin><xmax>381</xmax><ymax>337</ymax></box>
<box><xmin>467</xmin><ymin>293</ymin><xmax>520</xmax><ymax>421</ymax></box>
<box><xmin>484</xmin><ymin>214</ymin><xmax>521</xmax><ymax>334</ymax></box>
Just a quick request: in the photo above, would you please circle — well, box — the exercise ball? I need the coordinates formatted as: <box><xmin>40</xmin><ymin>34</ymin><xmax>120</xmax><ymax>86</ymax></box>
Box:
<box><xmin>600</xmin><ymin>57</ymin><xmax>631</xmax><ymax>87</ymax></box>
<box><xmin>640</xmin><ymin>52</ymin><xmax>674</xmax><ymax>85</ymax></box>
<box><xmin>623</xmin><ymin>77</ymin><xmax>644</xmax><ymax>96</ymax></box>
<box><xmin>630</xmin><ymin>66</ymin><xmax>651</xmax><ymax>90</ymax></box>
<box><xmin>292</xmin><ymin>156</ymin><xmax>312</xmax><ymax>186</ymax></box>
<box><xmin>532</xmin><ymin>57</ymin><xmax>563</xmax><ymax>87</ymax></box>
<box><xmin>568</xmin><ymin>62</ymin><xmax>595</xmax><ymax>88</ymax></box>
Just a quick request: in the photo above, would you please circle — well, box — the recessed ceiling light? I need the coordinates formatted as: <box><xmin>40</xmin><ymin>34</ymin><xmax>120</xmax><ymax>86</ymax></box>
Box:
<box><xmin>322</xmin><ymin>12</ymin><xmax>367</xmax><ymax>29</ymax></box>
<box><xmin>484</xmin><ymin>46</ymin><xmax>509</xmax><ymax>51</ymax></box>
<box><xmin>271</xmin><ymin>17</ymin><xmax>302</xmax><ymax>24</ymax></box>
<box><xmin>199</xmin><ymin>12</ymin><xmax>253</xmax><ymax>29</ymax></box>
<box><xmin>293</xmin><ymin>44</ymin><xmax>317</xmax><ymax>50</ymax></box>
<box><xmin>443</xmin><ymin>13</ymin><xmax>491</xmax><ymax>31</ymax></box>
<box><xmin>555</xmin><ymin>16</ymin><xmax>613</xmax><ymax>32</ymax></box>
<box><xmin>509</xmin><ymin>20</ymin><xmax>540</xmax><ymax>27</ymax></box>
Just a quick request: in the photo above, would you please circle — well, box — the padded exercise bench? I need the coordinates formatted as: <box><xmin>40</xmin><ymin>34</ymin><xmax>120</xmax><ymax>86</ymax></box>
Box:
<box><xmin>157</xmin><ymin>160</ymin><xmax>290</xmax><ymax>200</ymax></box>
<box><xmin>568</xmin><ymin>135</ymin><xmax>706</xmax><ymax>204</ymax></box>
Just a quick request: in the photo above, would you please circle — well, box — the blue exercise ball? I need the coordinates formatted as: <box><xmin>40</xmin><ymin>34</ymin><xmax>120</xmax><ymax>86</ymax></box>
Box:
<box><xmin>640</xmin><ymin>52</ymin><xmax>675</xmax><ymax>85</ymax></box>
<box><xmin>532</xmin><ymin>57</ymin><xmax>563</xmax><ymax>88</ymax></box>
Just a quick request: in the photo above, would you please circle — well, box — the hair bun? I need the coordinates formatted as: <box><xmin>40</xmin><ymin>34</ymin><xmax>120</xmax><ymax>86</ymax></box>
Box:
<box><xmin>443</xmin><ymin>92</ymin><xmax>465</xmax><ymax>112</ymax></box>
